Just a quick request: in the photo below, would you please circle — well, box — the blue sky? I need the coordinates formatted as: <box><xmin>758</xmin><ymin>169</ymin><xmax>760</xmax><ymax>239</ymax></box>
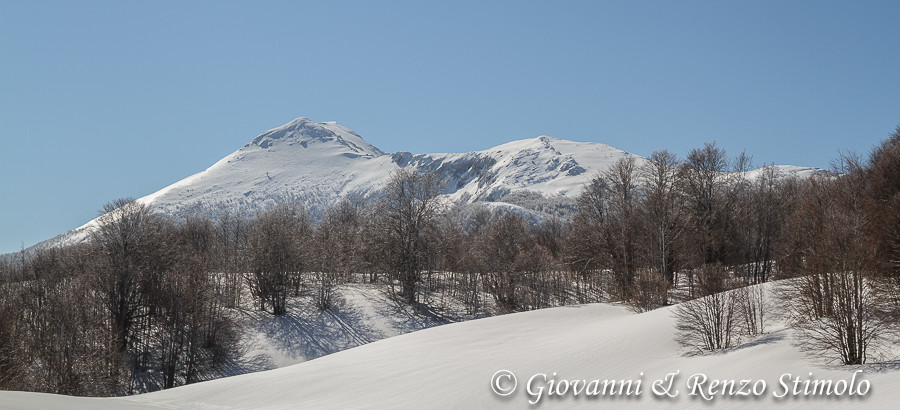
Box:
<box><xmin>1</xmin><ymin>0</ymin><xmax>898</xmax><ymax>254</ymax></box>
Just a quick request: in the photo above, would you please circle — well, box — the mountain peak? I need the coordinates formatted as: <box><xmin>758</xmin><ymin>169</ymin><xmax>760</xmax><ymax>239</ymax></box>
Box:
<box><xmin>483</xmin><ymin>135</ymin><xmax>569</xmax><ymax>155</ymax></box>
<box><xmin>32</xmin><ymin>117</ymin><xmax>828</xmax><ymax>253</ymax></box>
<box><xmin>246</xmin><ymin>117</ymin><xmax>384</xmax><ymax>157</ymax></box>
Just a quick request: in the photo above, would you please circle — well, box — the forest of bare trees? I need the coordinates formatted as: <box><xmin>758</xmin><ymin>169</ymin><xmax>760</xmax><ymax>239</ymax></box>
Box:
<box><xmin>1</xmin><ymin>130</ymin><xmax>898</xmax><ymax>395</ymax></box>
<box><xmin>0</xmin><ymin>202</ymin><xmax>241</xmax><ymax>395</ymax></box>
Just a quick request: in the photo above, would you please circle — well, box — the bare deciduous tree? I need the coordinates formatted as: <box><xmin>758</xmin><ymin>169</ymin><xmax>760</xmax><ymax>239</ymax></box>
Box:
<box><xmin>245</xmin><ymin>203</ymin><xmax>310</xmax><ymax>315</ymax></box>
<box><xmin>377</xmin><ymin>168</ymin><xmax>442</xmax><ymax>304</ymax></box>
<box><xmin>314</xmin><ymin>197</ymin><xmax>365</xmax><ymax>310</ymax></box>
<box><xmin>604</xmin><ymin>157</ymin><xmax>640</xmax><ymax>300</ymax></box>
<box><xmin>736</xmin><ymin>284</ymin><xmax>766</xmax><ymax>337</ymax></box>
<box><xmin>863</xmin><ymin>128</ymin><xmax>900</xmax><ymax>317</ymax></box>
<box><xmin>563</xmin><ymin>177</ymin><xmax>609</xmax><ymax>300</ymax></box>
<box><xmin>628</xmin><ymin>269</ymin><xmax>669</xmax><ymax>313</ymax></box>
<box><xmin>679</xmin><ymin>142</ymin><xmax>731</xmax><ymax>267</ymax></box>
<box><xmin>673</xmin><ymin>264</ymin><xmax>741</xmax><ymax>353</ymax></box>
<box><xmin>92</xmin><ymin>198</ymin><xmax>166</xmax><ymax>356</ymax></box>
<box><xmin>780</xmin><ymin>170</ymin><xmax>887</xmax><ymax>365</ymax></box>
<box><xmin>0</xmin><ymin>261</ymin><xmax>26</xmax><ymax>390</ymax></box>
<box><xmin>639</xmin><ymin>149</ymin><xmax>683</xmax><ymax>290</ymax></box>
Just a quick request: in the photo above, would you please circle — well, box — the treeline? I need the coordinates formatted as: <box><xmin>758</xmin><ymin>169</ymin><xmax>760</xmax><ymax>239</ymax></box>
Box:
<box><xmin>672</xmin><ymin>131</ymin><xmax>900</xmax><ymax>364</ymax></box>
<box><xmin>0</xmin><ymin>200</ymin><xmax>240</xmax><ymax>395</ymax></box>
<box><xmin>777</xmin><ymin>130</ymin><xmax>900</xmax><ymax>364</ymax></box>
<box><xmin>2</xmin><ymin>131</ymin><xmax>899</xmax><ymax>396</ymax></box>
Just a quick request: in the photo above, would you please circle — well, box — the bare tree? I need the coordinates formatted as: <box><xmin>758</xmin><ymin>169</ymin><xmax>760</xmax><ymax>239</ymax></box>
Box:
<box><xmin>245</xmin><ymin>203</ymin><xmax>310</xmax><ymax>315</ymax></box>
<box><xmin>469</xmin><ymin>213</ymin><xmax>562</xmax><ymax>311</ymax></box>
<box><xmin>736</xmin><ymin>284</ymin><xmax>766</xmax><ymax>337</ymax></box>
<box><xmin>679</xmin><ymin>142</ymin><xmax>730</xmax><ymax>265</ymax></box>
<box><xmin>91</xmin><ymin>198</ymin><xmax>166</xmax><ymax>357</ymax></box>
<box><xmin>377</xmin><ymin>168</ymin><xmax>443</xmax><ymax>304</ymax></box>
<box><xmin>678</xmin><ymin>143</ymin><xmax>734</xmax><ymax>297</ymax></box>
<box><xmin>673</xmin><ymin>264</ymin><xmax>741</xmax><ymax>353</ymax></box>
<box><xmin>564</xmin><ymin>177</ymin><xmax>609</xmax><ymax>299</ymax></box>
<box><xmin>732</xmin><ymin>165</ymin><xmax>795</xmax><ymax>285</ymax></box>
<box><xmin>673</xmin><ymin>289</ymin><xmax>740</xmax><ymax>353</ymax></box>
<box><xmin>639</xmin><ymin>150</ymin><xmax>683</xmax><ymax>288</ymax></box>
<box><xmin>215</xmin><ymin>210</ymin><xmax>247</xmax><ymax>308</ymax></box>
<box><xmin>154</xmin><ymin>216</ymin><xmax>238</xmax><ymax>389</ymax></box>
<box><xmin>314</xmin><ymin>197</ymin><xmax>365</xmax><ymax>310</ymax></box>
<box><xmin>603</xmin><ymin>157</ymin><xmax>641</xmax><ymax>300</ymax></box>
<box><xmin>0</xmin><ymin>260</ymin><xmax>25</xmax><ymax>390</ymax></box>
<box><xmin>13</xmin><ymin>244</ymin><xmax>118</xmax><ymax>396</ymax></box>
<box><xmin>780</xmin><ymin>171</ymin><xmax>887</xmax><ymax>365</ymax></box>
<box><xmin>863</xmin><ymin>128</ymin><xmax>900</xmax><ymax>317</ymax></box>
<box><xmin>628</xmin><ymin>269</ymin><xmax>669</xmax><ymax>312</ymax></box>
<box><xmin>477</xmin><ymin>214</ymin><xmax>530</xmax><ymax>310</ymax></box>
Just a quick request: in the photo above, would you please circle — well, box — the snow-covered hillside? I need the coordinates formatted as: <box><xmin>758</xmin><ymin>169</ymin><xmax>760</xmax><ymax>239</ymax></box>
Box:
<box><xmin>2</xmin><ymin>283</ymin><xmax>896</xmax><ymax>409</ymax></box>
<box><xmin>236</xmin><ymin>283</ymin><xmax>464</xmax><ymax>370</ymax></box>
<box><xmin>39</xmin><ymin>117</ymin><xmax>826</xmax><ymax>249</ymax></box>
<box><xmin>139</xmin><ymin>118</ymin><xmax>392</xmax><ymax>217</ymax></box>
<box><xmin>130</xmin><ymin>118</ymin><xmax>646</xmax><ymax>218</ymax></box>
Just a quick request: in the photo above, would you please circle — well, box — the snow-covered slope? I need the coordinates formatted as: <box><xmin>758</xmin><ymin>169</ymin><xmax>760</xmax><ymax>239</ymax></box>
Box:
<box><xmin>43</xmin><ymin>118</ymin><xmax>641</xmax><ymax>246</ymax></box>
<box><xmin>3</xmin><ymin>283</ymin><xmax>896</xmax><ymax>409</ymax></box>
<box><xmin>137</xmin><ymin>117</ymin><xmax>395</xmax><ymax>218</ymax></box>
<box><xmin>395</xmin><ymin>135</ymin><xmax>641</xmax><ymax>203</ymax></box>
<box><xmin>40</xmin><ymin>117</ymin><xmax>825</xmax><ymax>248</ymax></box>
<box><xmin>237</xmin><ymin>283</ymin><xmax>461</xmax><ymax>370</ymax></box>
<box><xmin>745</xmin><ymin>164</ymin><xmax>835</xmax><ymax>181</ymax></box>
<box><xmin>136</xmin><ymin>119</ymin><xmax>643</xmax><ymax>217</ymax></box>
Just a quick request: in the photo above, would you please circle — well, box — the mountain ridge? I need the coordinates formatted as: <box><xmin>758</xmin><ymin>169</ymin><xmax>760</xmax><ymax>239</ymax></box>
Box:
<box><xmin>133</xmin><ymin>117</ymin><xmax>644</xmax><ymax>221</ymax></box>
<box><xmin>18</xmin><ymin>117</ymin><xmax>826</xmax><ymax>252</ymax></box>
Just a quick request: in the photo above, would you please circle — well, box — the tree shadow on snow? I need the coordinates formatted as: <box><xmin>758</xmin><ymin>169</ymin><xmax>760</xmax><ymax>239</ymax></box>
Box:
<box><xmin>233</xmin><ymin>284</ymin><xmax>470</xmax><ymax>375</ymax></box>
<box><xmin>215</xmin><ymin>344</ymin><xmax>273</xmax><ymax>378</ymax></box>
<box><xmin>858</xmin><ymin>360</ymin><xmax>900</xmax><ymax>373</ymax></box>
<box><xmin>687</xmin><ymin>330</ymin><xmax>788</xmax><ymax>357</ymax></box>
<box><xmin>377</xmin><ymin>296</ymin><xmax>457</xmax><ymax>333</ymax></box>
<box><xmin>248</xmin><ymin>291</ymin><xmax>385</xmax><ymax>363</ymax></box>
<box><xmin>731</xmin><ymin>330</ymin><xmax>788</xmax><ymax>351</ymax></box>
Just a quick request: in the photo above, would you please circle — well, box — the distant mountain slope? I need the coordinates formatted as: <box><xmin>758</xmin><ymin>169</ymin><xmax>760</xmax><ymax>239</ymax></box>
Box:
<box><xmin>138</xmin><ymin>117</ymin><xmax>396</xmax><ymax>219</ymax></box>
<box><xmin>34</xmin><ymin>117</ymin><xmax>826</xmax><ymax>249</ymax></box>
<box><xmin>395</xmin><ymin>135</ymin><xmax>642</xmax><ymax>203</ymax></box>
<box><xmin>135</xmin><ymin>118</ymin><xmax>643</xmax><ymax>220</ymax></box>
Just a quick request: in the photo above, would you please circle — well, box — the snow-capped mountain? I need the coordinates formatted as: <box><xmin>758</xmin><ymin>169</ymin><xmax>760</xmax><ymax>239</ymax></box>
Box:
<box><xmin>38</xmin><ymin>117</ymin><xmax>823</xmax><ymax>249</ymax></box>
<box><xmin>137</xmin><ymin>117</ymin><xmax>397</xmax><ymax>219</ymax></box>
<box><xmin>138</xmin><ymin>117</ymin><xmax>643</xmax><ymax>219</ymax></box>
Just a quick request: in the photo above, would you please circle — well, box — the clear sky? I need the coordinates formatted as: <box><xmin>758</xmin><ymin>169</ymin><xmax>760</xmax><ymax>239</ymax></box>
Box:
<box><xmin>1</xmin><ymin>0</ymin><xmax>898</xmax><ymax>254</ymax></box>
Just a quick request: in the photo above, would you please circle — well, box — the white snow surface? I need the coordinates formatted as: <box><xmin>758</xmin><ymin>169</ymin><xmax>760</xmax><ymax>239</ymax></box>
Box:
<box><xmin>2</xmin><ymin>283</ymin><xmax>897</xmax><ymax>409</ymax></box>
<box><xmin>236</xmin><ymin>283</ymin><xmax>456</xmax><ymax>370</ymax></box>
<box><xmin>44</xmin><ymin>117</ymin><xmax>825</xmax><ymax>248</ymax></box>
<box><xmin>745</xmin><ymin>164</ymin><xmax>831</xmax><ymax>181</ymax></box>
<box><xmin>135</xmin><ymin>121</ymin><xmax>641</xmax><ymax>215</ymax></box>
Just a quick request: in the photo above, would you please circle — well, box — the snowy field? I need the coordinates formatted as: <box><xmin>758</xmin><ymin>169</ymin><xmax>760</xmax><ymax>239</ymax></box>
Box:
<box><xmin>1</xmin><ymin>283</ymin><xmax>897</xmax><ymax>409</ymax></box>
